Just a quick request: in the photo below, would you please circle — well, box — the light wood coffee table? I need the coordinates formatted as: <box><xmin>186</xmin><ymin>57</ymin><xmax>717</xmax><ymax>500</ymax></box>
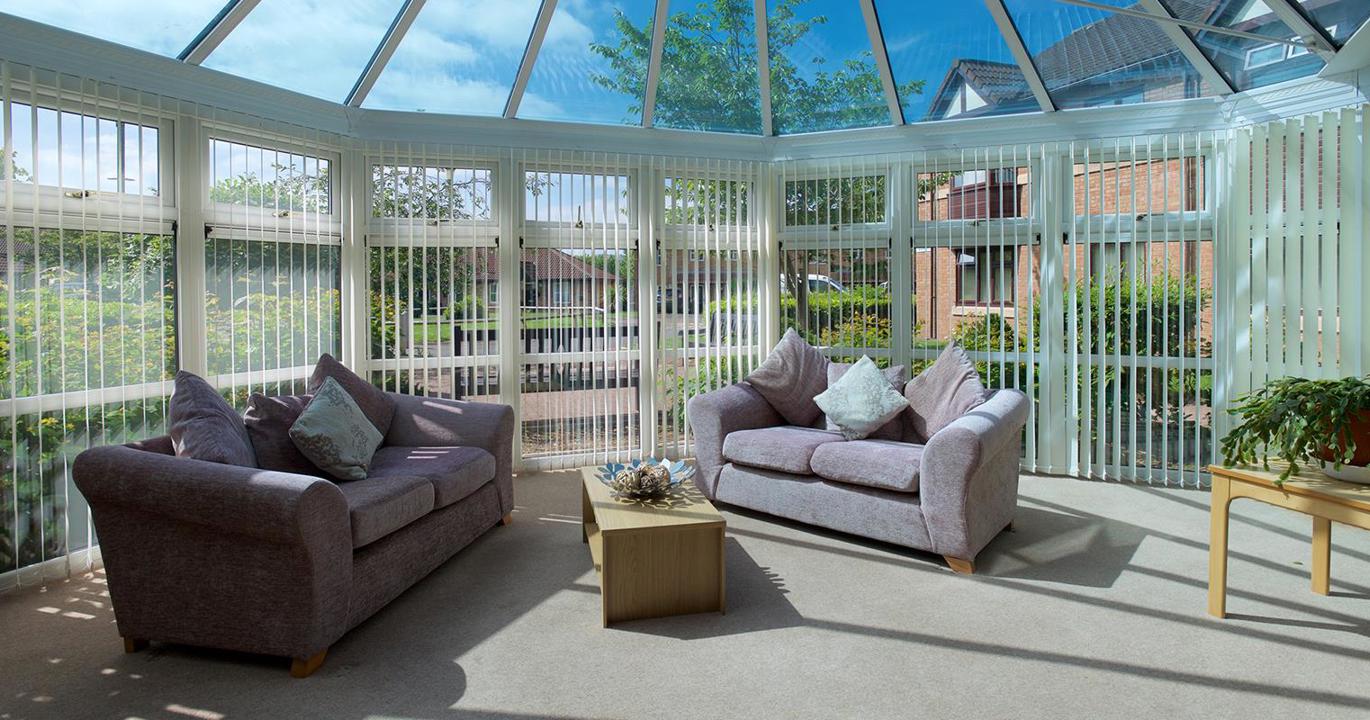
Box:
<box><xmin>580</xmin><ymin>467</ymin><xmax>726</xmax><ymax>626</ymax></box>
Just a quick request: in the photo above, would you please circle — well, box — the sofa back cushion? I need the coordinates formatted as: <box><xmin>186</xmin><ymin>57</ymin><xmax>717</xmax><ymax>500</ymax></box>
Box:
<box><xmin>290</xmin><ymin>377</ymin><xmax>384</xmax><ymax>481</ymax></box>
<box><xmin>744</xmin><ymin>328</ymin><xmax>830</xmax><ymax>426</ymax></box>
<box><xmin>244</xmin><ymin>393</ymin><xmax>320</xmax><ymax>475</ymax></box>
<box><xmin>309</xmin><ymin>353</ymin><xmax>397</xmax><ymax>437</ymax></box>
<box><xmin>168</xmin><ymin>371</ymin><xmax>257</xmax><ymax>467</ymax></box>
<box><xmin>903</xmin><ymin>342</ymin><xmax>987</xmax><ymax>442</ymax></box>
<box><xmin>824</xmin><ymin>361</ymin><xmax>908</xmax><ymax>440</ymax></box>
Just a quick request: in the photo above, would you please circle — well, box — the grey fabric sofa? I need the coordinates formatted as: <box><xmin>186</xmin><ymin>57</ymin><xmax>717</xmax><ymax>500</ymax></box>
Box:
<box><xmin>688</xmin><ymin>383</ymin><xmax>1029</xmax><ymax>573</ymax></box>
<box><xmin>72</xmin><ymin>392</ymin><xmax>514</xmax><ymax>677</ymax></box>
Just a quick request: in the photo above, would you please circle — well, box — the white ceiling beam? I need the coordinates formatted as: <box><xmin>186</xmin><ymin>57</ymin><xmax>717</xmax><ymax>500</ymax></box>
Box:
<box><xmin>985</xmin><ymin>0</ymin><xmax>1056</xmax><ymax>113</ymax></box>
<box><xmin>755</xmin><ymin>0</ymin><xmax>774</xmax><ymax>136</ymax></box>
<box><xmin>346</xmin><ymin>0</ymin><xmax>428</xmax><ymax>107</ymax></box>
<box><xmin>505</xmin><ymin>0</ymin><xmax>558</xmax><ymax>119</ymax></box>
<box><xmin>179</xmin><ymin>0</ymin><xmax>262</xmax><ymax>65</ymax></box>
<box><xmin>1057</xmin><ymin>0</ymin><xmax>1313</xmax><ymax>50</ymax></box>
<box><xmin>859</xmin><ymin>0</ymin><xmax>904</xmax><ymax>125</ymax></box>
<box><xmin>1263</xmin><ymin>0</ymin><xmax>1338</xmax><ymax>61</ymax></box>
<box><xmin>1139</xmin><ymin>0</ymin><xmax>1235</xmax><ymax>95</ymax></box>
<box><xmin>641</xmin><ymin>0</ymin><xmax>670</xmax><ymax>127</ymax></box>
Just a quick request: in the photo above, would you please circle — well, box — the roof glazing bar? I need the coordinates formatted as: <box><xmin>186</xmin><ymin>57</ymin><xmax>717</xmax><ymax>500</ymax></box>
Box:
<box><xmin>1262</xmin><ymin>0</ymin><xmax>1338</xmax><ymax>59</ymax></box>
<box><xmin>1139</xmin><ymin>0</ymin><xmax>1235</xmax><ymax>95</ymax></box>
<box><xmin>346</xmin><ymin>0</ymin><xmax>428</xmax><ymax>107</ymax></box>
<box><xmin>754</xmin><ymin>0</ymin><xmax>774</xmax><ymax>136</ymax></box>
<box><xmin>179</xmin><ymin>0</ymin><xmax>262</xmax><ymax>65</ymax></box>
<box><xmin>642</xmin><ymin>0</ymin><xmax>670</xmax><ymax>127</ymax></box>
<box><xmin>984</xmin><ymin>0</ymin><xmax>1056</xmax><ymax>113</ymax></box>
<box><xmin>505</xmin><ymin>0</ymin><xmax>558</xmax><ymax>119</ymax></box>
<box><xmin>859</xmin><ymin>0</ymin><xmax>904</xmax><ymax>126</ymax></box>
<box><xmin>1057</xmin><ymin>0</ymin><xmax>1315</xmax><ymax>50</ymax></box>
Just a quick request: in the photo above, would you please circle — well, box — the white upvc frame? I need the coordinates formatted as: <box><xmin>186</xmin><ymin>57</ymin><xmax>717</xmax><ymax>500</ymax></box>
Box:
<box><xmin>984</xmin><ymin>0</ymin><xmax>1056</xmax><ymax>114</ymax></box>
<box><xmin>641</xmin><ymin>0</ymin><xmax>670</xmax><ymax>128</ymax></box>
<box><xmin>179</xmin><ymin>0</ymin><xmax>263</xmax><ymax>65</ymax></box>
<box><xmin>505</xmin><ymin>0</ymin><xmax>558</xmax><ymax>119</ymax></box>
<box><xmin>858</xmin><ymin>0</ymin><xmax>904</xmax><ymax>126</ymax></box>
<box><xmin>753</xmin><ymin>0</ymin><xmax>774</xmax><ymax>137</ymax></box>
<box><xmin>346</xmin><ymin>0</ymin><xmax>429</xmax><ymax>108</ymax></box>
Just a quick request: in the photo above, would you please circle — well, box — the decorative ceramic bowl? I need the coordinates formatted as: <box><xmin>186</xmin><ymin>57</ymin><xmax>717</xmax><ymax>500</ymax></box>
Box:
<box><xmin>594</xmin><ymin>458</ymin><xmax>696</xmax><ymax>499</ymax></box>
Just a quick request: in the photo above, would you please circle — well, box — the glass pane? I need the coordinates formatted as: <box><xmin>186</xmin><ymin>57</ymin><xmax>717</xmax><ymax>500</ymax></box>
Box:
<box><xmin>783</xmin><ymin>175</ymin><xmax>887</xmax><ymax>226</ymax></box>
<box><xmin>6</xmin><ymin>102</ymin><xmax>160</xmax><ymax>196</ymax></box>
<box><xmin>363</xmin><ymin>0</ymin><xmax>542</xmax><ymax>115</ymax></box>
<box><xmin>209</xmin><ymin>138</ymin><xmax>332</xmax><ymax>213</ymax></box>
<box><xmin>1004</xmin><ymin>0</ymin><xmax>1213</xmax><ymax>110</ymax></box>
<box><xmin>0</xmin><ymin>1</ymin><xmax>227</xmax><ymax>57</ymax></box>
<box><xmin>874</xmin><ymin>0</ymin><xmax>1031</xmax><ymax>122</ymax></box>
<box><xmin>203</xmin><ymin>0</ymin><xmax>404</xmax><ymax>101</ymax></box>
<box><xmin>779</xmin><ymin>248</ymin><xmax>892</xmax><ymax>362</ymax></box>
<box><xmin>520</xmin><ymin>1</ymin><xmax>657</xmax><ymax>126</ymax></box>
<box><xmin>1161</xmin><ymin>0</ymin><xmax>1325</xmax><ymax>90</ymax></box>
<box><xmin>1297</xmin><ymin>0</ymin><xmax>1370</xmax><ymax>45</ymax></box>
<box><xmin>653</xmin><ymin>0</ymin><xmax>762</xmax><ymax>134</ymax></box>
<box><xmin>767</xmin><ymin>0</ymin><xmax>889</xmax><ymax>134</ymax></box>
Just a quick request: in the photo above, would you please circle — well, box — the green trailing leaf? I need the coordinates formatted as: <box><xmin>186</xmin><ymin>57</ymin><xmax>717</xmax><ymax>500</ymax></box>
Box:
<box><xmin>1221</xmin><ymin>375</ymin><xmax>1370</xmax><ymax>483</ymax></box>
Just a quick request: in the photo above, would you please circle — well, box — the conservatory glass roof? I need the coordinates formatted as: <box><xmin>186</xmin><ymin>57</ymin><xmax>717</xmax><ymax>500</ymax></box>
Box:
<box><xmin>0</xmin><ymin>0</ymin><xmax>1366</xmax><ymax>135</ymax></box>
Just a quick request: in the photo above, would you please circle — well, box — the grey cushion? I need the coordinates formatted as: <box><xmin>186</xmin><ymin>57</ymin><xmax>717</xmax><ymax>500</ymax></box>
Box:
<box><xmin>309</xmin><ymin>353</ymin><xmax>396</xmax><ymax>437</ymax></box>
<box><xmin>335</xmin><ymin>474</ymin><xmax>435</xmax><ymax>548</ymax></box>
<box><xmin>904</xmin><ymin>342</ymin><xmax>988</xmax><ymax>442</ymax></box>
<box><xmin>815</xmin><ymin>357</ymin><xmax>911</xmax><ymax>440</ymax></box>
<box><xmin>810</xmin><ymin>440</ymin><xmax>922</xmax><ymax>493</ymax></box>
<box><xmin>722</xmin><ymin>425</ymin><xmax>844</xmax><ymax>475</ymax></box>
<box><xmin>243</xmin><ymin>393</ymin><xmax>319</xmax><ymax>475</ymax></box>
<box><xmin>168</xmin><ymin>371</ymin><xmax>257</xmax><ymax>467</ymax></box>
<box><xmin>744</xmin><ymin>329</ymin><xmax>830</xmax><ymax>426</ymax></box>
<box><xmin>826</xmin><ymin>362</ymin><xmax>908</xmax><ymax>441</ymax></box>
<box><xmin>290</xmin><ymin>377</ymin><xmax>384</xmax><ymax>481</ymax></box>
<box><xmin>369</xmin><ymin>446</ymin><xmax>496</xmax><ymax>509</ymax></box>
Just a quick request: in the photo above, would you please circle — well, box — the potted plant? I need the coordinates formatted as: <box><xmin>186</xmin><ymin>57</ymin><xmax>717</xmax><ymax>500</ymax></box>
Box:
<box><xmin>1222</xmin><ymin>375</ymin><xmax>1370</xmax><ymax>484</ymax></box>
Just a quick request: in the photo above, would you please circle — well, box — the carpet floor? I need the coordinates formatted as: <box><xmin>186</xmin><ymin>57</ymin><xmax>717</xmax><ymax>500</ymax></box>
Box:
<box><xmin>2</xmin><ymin>471</ymin><xmax>1369</xmax><ymax>720</ymax></box>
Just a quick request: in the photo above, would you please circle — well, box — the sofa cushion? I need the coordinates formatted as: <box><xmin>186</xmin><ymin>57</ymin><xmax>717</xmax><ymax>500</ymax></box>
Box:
<box><xmin>810</xmin><ymin>440</ymin><xmax>923</xmax><ymax>493</ymax></box>
<box><xmin>825</xmin><ymin>362</ymin><xmax>908</xmax><ymax>440</ymax></box>
<box><xmin>904</xmin><ymin>342</ymin><xmax>988</xmax><ymax>442</ymax></box>
<box><xmin>168</xmin><ymin>371</ymin><xmax>257</xmax><ymax>467</ymax></box>
<box><xmin>723</xmin><ymin>425</ymin><xmax>844</xmax><ymax>475</ymax></box>
<box><xmin>369</xmin><ymin>446</ymin><xmax>497</xmax><ymax>509</ymax></box>
<box><xmin>309</xmin><ymin>353</ymin><xmax>397</xmax><ymax>437</ymax></box>
<box><xmin>336</xmin><ymin>474</ymin><xmax>435</xmax><ymax>548</ymax></box>
<box><xmin>744</xmin><ymin>329</ymin><xmax>830</xmax><ymax>426</ymax></box>
<box><xmin>243</xmin><ymin>393</ymin><xmax>320</xmax><ymax>475</ymax></box>
<box><xmin>815</xmin><ymin>356</ymin><xmax>911</xmax><ymax>440</ymax></box>
<box><xmin>290</xmin><ymin>377</ymin><xmax>384</xmax><ymax>482</ymax></box>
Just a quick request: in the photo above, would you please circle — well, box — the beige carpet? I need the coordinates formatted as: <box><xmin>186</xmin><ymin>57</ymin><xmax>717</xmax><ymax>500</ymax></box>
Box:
<box><xmin>3</xmin><ymin>471</ymin><xmax>1369</xmax><ymax>720</ymax></box>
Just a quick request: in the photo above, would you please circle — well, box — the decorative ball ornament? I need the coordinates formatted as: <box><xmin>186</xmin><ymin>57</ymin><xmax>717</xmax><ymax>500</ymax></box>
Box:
<box><xmin>595</xmin><ymin>459</ymin><xmax>697</xmax><ymax>500</ymax></box>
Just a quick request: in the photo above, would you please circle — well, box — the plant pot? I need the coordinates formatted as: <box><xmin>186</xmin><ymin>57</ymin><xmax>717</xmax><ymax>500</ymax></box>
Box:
<box><xmin>1316</xmin><ymin>409</ymin><xmax>1370</xmax><ymax>467</ymax></box>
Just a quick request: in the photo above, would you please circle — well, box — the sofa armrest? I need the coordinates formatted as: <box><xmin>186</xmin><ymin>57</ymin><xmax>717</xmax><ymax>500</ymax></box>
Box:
<box><xmin>920</xmin><ymin>389</ymin><xmax>1030</xmax><ymax>560</ymax></box>
<box><xmin>384</xmin><ymin>393</ymin><xmax>516</xmax><ymax>513</ymax></box>
<box><xmin>687</xmin><ymin>382</ymin><xmax>782</xmax><ymax>498</ymax></box>
<box><xmin>72</xmin><ymin>442</ymin><xmax>353</xmax><ymax>658</ymax></box>
<box><xmin>74</xmin><ymin>444</ymin><xmax>348</xmax><ymax>545</ymax></box>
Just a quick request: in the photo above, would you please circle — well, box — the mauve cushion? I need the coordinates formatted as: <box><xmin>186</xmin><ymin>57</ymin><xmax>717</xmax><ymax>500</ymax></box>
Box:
<box><xmin>309</xmin><ymin>353</ymin><xmax>396</xmax><ymax>437</ymax></box>
<box><xmin>904</xmin><ymin>342</ymin><xmax>988</xmax><ymax>442</ymax></box>
<box><xmin>825</xmin><ymin>361</ymin><xmax>909</xmax><ymax>441</ymax></box>
<box><xmin>168</xmin><ymin>371</ymin><xmax>257</xmax><ymax>467</ymax></box>
<box><xmin>243</xmin><ymin>393</ymin><xmax>319</xmax><ymax>475</ymax></box>
<box><xmin>744</xmin><ymin>329</ymin><xmax>829</xmax><ymax>426</ymax></box>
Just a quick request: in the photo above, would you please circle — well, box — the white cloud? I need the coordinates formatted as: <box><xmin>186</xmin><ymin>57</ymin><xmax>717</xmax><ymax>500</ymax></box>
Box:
<box><xmin>0</xmin><ymin>0</ymin><xmax>228</xmax><ymax>56</ymax></box>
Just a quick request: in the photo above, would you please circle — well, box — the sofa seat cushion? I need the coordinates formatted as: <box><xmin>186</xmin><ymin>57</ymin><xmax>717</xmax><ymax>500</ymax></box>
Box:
<box><xmin>810</xmin><ymin>440</ymin><xmax>923</xmax><ymax>493</ymax></box>
<box><xmin>369</xmin><ymin>446</ymin><xmax>496</xmax><ymax>509</ymax></box>
<box><xmin>336</xmin><ymin>475</ymin><xmax>435</xmax><ymax>548</ymax></box>
<box><xmin>723</xmin><ymin>426</ymin><xmax>844</xmax><ymax>475</ymax></box>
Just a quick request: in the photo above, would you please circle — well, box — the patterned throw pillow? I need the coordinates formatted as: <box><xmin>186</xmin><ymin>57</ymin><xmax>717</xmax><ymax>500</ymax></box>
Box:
<box><xmin>826</xmin><ymin>362</ymin><xmax>908</xmax><ymax>440</ymax></box>
<box><xmin>904</xmin><ymin>342</ymin><xmax>988</xmax><ymax>442</ymax></box>
<box><xmin>289</xmin><ymin>377</ymin><xmax>384</xmax><ymax>482</ymax></box>
<box><xmin>745</xmin><ymin>328</ymin><xmax>830</xmax><ymax>426</ymax></box>
<box><xmin>814</xmin><ymin>356</ymin><xmax>911</xmax><ymax>440</ymax></box>
<box><xmin>168</xmin><ymin>371</ymin><xmax>257</xmax><ymax>467</ymax></box>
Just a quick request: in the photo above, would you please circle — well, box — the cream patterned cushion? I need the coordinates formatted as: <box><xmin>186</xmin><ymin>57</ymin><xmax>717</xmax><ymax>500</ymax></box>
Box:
<box><xmin>813</xmin><ymin>356</ymin><xmax>911</xmax><ymax>440</ymax></box>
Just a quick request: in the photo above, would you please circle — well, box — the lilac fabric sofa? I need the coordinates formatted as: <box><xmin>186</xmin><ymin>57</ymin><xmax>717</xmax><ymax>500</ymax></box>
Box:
<box><xmin>688</xmin><ymin>382</ymin><xmax>1028</xmax><ymax>573</ymax></box>
<box><xmin>72</xmin><ymin>392</ymin><xmax>514</xmax><ymax>677</ymax></box>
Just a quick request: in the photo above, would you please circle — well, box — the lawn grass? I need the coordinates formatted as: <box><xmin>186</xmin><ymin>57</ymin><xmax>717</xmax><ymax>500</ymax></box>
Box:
<box><xmin>411</xmin><ymin>311</ymin><xmax>639</xmax><ymax>343</ymax></box>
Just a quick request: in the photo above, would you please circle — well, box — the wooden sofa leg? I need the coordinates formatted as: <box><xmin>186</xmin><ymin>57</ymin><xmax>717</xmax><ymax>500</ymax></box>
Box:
<box><xmin>944</xmin><ymin>556</ymin><xmax>975</xmax><ymax>575</ymax></box>
<box><xmin>123</xmin><ymin>638</ymin><xmax>148</xmax><ymax>654</ymax></box>
<box><xmin>499</xmin><ymin>513</ymin><xmax>513</xmax><ymax>526</ymax></box>
<box><xmin>290</xmin><ymin>650</ymin><xmax>327</xmax><ymax>678</ymax></box>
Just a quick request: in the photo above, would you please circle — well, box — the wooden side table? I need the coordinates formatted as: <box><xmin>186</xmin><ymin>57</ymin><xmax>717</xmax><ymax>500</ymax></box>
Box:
<box><xmin>1208</xmin><ymin>463</ymin><xmax>1370</xmax><ymax>618</ymax></box>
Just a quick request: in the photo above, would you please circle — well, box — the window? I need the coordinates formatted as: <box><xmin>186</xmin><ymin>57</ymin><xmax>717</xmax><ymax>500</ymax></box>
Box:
<box><xmin>209</xmin><ymin>138</ymin><xmax>332</xmax><ymax>214</ymax></box>
<box><xmin>918</xmin><ymin>168</ymin><xmax>1028</xmax><ymax>221</ymax></box>
<box><xmin>1245</xmin><ymin>43</ymin><xmax>1288</xmax><ymax>69</ymax></box>
<box><xmin>4</xmin><ymin>102</ymin><xmax>160</xmax><ymax>196</ymax></box>
<box><xmin>524</xmin><ymin>169</ymin><xmax>632</xmax><ymax>225</ymax></box>
<box><xmin>784</xmin><ymin>175</ymin><xmax>887</xmax><ymax>226</ymax></box>
<box><xmin>371</xmin><ymin>163</ymin><xmax>493</xmax><ymax>221</ymax></box>
<box><xmin>956</xmin><ymin>248</ymin><xmax>1015</xmax><ymax>305</ymax></box>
